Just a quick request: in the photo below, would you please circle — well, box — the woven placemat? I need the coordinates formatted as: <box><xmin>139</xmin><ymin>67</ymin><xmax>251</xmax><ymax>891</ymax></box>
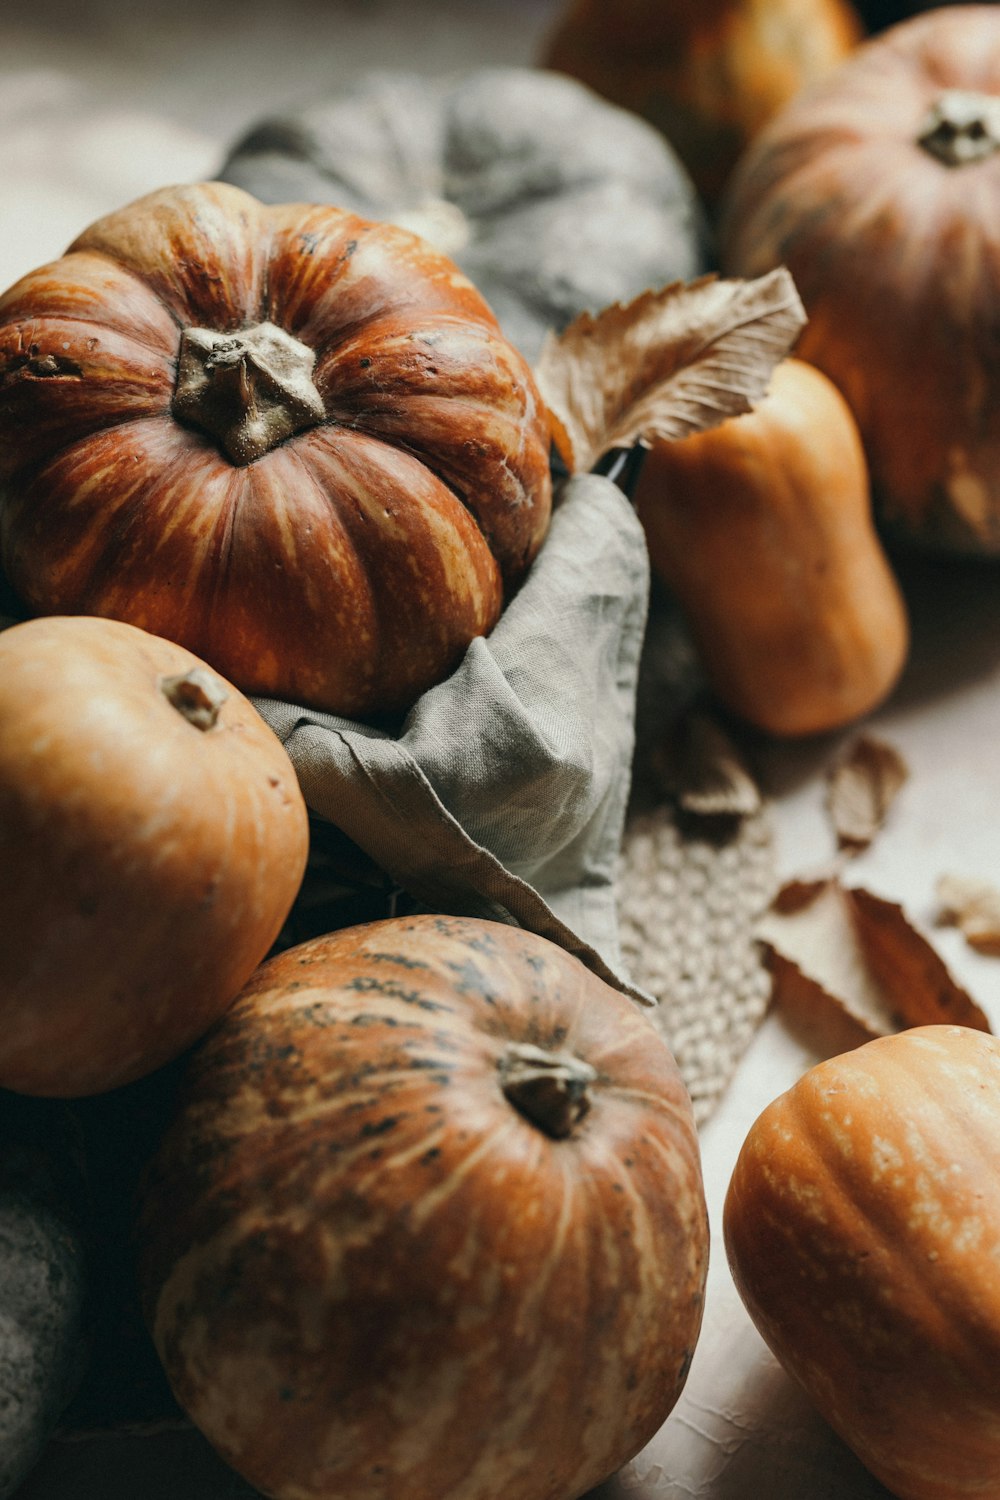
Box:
<box><xmin>619</xmin><ymin>799</ymin><xmax>775</xmax><ymax>1127</ymax></box>
<box><xmin>619</xmin><ymin>583</ymin><xmax>778</xmax><ymax>1126</ymax></box>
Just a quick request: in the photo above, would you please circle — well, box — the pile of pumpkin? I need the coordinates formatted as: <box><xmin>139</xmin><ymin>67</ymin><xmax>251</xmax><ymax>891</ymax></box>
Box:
<box><xmin>1</xmin><ymin>4</ymin><xmax>999</xmax><ymax>1499</ymax></box>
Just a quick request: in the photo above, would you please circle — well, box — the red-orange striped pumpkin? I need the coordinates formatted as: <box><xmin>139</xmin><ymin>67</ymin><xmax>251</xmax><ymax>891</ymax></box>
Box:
<box><xmin>0</xmin><ymin>182</ymin><xmax>552</xmax><ymax>718</ymax></box>
<box><xmin>137</xmin><ymin>915</ymin><xmax>709</xmax><ymax>1500</ymax></box>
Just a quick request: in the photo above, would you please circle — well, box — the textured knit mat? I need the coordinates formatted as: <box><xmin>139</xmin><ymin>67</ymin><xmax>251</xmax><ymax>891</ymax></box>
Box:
<box><xmin>618</xmin><ymin>583</ymin><xmax>778</xmax><ymax>1126</ymax></box>
<box><xmin>619</xmin><ymin>799</ymin><xmax>775</xmax><ymax>1127</ymax></box>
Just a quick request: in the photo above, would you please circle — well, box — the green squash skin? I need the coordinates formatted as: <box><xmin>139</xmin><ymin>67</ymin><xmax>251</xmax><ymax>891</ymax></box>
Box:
<box><xmin>219</xmin><ymin>67</ymin><xmax>711</xmax><ymax>364</ymax></box>
<box><xmin>0</xmin><ymin>1095</ymin><xmax>88</xmax><ymax>1498</ymax></box>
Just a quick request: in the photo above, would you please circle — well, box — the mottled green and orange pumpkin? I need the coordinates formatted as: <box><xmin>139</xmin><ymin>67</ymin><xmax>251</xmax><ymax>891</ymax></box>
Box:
<box><xmin>0</xmin><ymin>181</ymin><xmax>552</xmax><ymax>718</ymax></box>
<box><xmin>137</xmin><ymin>914</ymin><xmax>709</xmax><ymax>1500</ymax></box>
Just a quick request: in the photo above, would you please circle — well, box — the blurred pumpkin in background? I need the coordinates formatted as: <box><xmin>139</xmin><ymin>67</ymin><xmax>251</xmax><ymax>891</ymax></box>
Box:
<box><xmin>720</xmin><ymin>5</ymin><xmax>1000</xmax><ymax>554</ymax></box>
<box><xmin>541</xmin><ymin>0</ymin><xmax>864</xmax><ymax>204</ymax></box>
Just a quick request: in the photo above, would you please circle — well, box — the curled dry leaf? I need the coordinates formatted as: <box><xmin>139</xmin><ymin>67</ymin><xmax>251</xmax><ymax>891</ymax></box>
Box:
<box><xmin>652</xmin><ymin>705</ymin><xmax>762</xmax><ymax>819</ymax></box>
<box><xmin>758</xmin><ymin>876</ymin><xmax>991</xmax><ymax>1059</ymax></box>
<box><xmin>937</xmin><ymin>874</ymin><xmax>1000</xmax><ymax>957</ymax></box>
<box><xmin>534</xmin><ymin>268</ymin><xmax>807</xmax><ymax>476</ymax></box>
<box><xmin>826</xmin><ymin>733</ymin><xmax>909</xmax><ymax>853</ymax></box>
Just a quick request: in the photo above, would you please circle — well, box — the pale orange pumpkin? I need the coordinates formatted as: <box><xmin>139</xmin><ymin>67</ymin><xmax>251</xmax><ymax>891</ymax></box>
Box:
<box><xmin>720</xmin><ymin>6</ymin><xmax>1000</xmax><ymax>553</ymax></box>
<box><xmin>725</xmin><ymin>1024</ymin><xmax>1000</xmax><ymax>1500</ymax></box>
<box><xmin>0</xmin><ymin>614</ymin><xmax>309</xmax><ymax>1097</ymax></box>
<box><xmin>0</xmin><ymin>182</ymin><xmax>552</xmax><ymax>718</ymax></box>
<box><xmin>137</xmin><ymin>914</ymin><xmax>710</xmax><ymax>1500</ymax></box>
<box><xmin>634</xmin><ymin>357</ymin><xmax>909</xmax><ymax>737</ymax></box>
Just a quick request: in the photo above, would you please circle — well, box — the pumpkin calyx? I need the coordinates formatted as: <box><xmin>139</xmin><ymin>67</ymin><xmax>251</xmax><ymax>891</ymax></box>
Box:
<box><xmin>172</xmin><ymin>321</ymin><xmax>326</xmax><ymax>465</ymax></box>
<box><xmin>918</xmin><ymin>90</ymin><xmax>1000</xmax><ymax>167</ymax></box>
<box><xmin>499</xmin><ymin>1041</ymin><xmax>597</xmax><ymax>1139</ymax></box>
<box><xmin>161</xmin><ymin>667</ymin><xmax>229</xmax><ymax>729</ymax></box>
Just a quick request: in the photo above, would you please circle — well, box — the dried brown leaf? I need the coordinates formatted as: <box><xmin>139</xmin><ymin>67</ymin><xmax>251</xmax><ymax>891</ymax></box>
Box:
<box><xmin>764</xmin><ymin>948</ymin><xmax>878</xmax><ymax>1058</ymax></box>
<box><xmin>849</xmin><ymin>886</ymin><xmax>991</xmax><ymax>1030</ymax></box>
<box><xmin>937</xmin><ymin>874</ymin><xmax>1000</xmax><ymax>956</ymax></box>
<box><xmin>826</xmin><ymin>734</ymin><xmax>909</xmax><ymax>853</ymax></box>
<box><xmin>535</xmin><ymin>268</ymin><xmax>807</xmax><ymax>475</ymax></box>
<box><xmin>653</xmin><ymin>707</ymin><xmax>762</xmax><ymax>818</ymax></box>
<box><xmin>758</xmin><ymin>877</ymin><xmax>991</xmax><ymax>1057</ymax></box>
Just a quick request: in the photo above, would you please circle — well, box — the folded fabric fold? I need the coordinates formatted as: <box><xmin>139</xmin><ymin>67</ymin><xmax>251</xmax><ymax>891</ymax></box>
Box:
<box><xmin>254</xmin><ymin>472</ymin><xmax>651</xmax><ymax>1001</ymax></box>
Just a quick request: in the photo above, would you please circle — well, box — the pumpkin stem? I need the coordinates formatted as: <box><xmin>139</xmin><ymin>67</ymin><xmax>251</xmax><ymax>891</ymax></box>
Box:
<box><xmin>918</xmin><ymin>90</ymin><xmax>1000</xmax><ymax>167</ymax></box>
<box><xmin>161</xmin><ymin>667</ymin><xmax>229</xmax><ymax>730</ymax></box>
<box><xmin>499</xmin><ymin>1041</ymin><xmax>597</xmax><ymax>1139</ymax></box>
<box><xmin>172</xmin><ymin>321</ymin><xmax>326</xmax><ymax>465</ymax></box>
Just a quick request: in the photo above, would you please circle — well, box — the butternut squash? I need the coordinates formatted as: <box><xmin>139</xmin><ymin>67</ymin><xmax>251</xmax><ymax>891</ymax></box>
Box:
<box><xmin>634</xmin><ymin>358</ymin><xmax>909</xmax><ymax>737</ymax></box>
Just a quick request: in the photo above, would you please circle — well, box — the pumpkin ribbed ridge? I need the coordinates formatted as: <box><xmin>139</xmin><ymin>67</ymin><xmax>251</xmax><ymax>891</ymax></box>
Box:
<box><xmin>0</xmin><ymin>183</ymin><xmax>551</xmax><ymax>717</ymax></box>
<box><xmin>725</xmin><ymin>1025</ymin><xmax>1000</xmax><ymax>1500</ymax></box>
<box><xmin>138</xmin><ymin>915</ymin><xmax>709</xmax><ymax>1500</ymax></box>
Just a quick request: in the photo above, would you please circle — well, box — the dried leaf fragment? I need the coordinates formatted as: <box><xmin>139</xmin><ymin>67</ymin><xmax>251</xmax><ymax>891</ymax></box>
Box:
<box><xmin>758</xmin><ymin>876</ymin><xmax>991</xmax><ymax>1058</ymax></box>
<box><xmin>826</xmin><ymin>733</ymin><xmax>909</xmax><ymax>853</ymax></box>
<box><xmin>653</xmin><ymin>706</ymin><xmax>761</xmax><ymax>818</ymax></box>
<box><xmin>937</xmin><ymin>874</ymin><xmax>1000</xmax><ymax>956</ymax></box>
<box><xmin>535</xmin><ymin>268</ymin><xmax>806</xmax><ymax>476</ymax></box>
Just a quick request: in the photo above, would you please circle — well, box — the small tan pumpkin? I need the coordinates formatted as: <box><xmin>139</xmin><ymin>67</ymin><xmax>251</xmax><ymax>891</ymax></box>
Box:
<box><xmin>720</xmin><ymin>6</ymin><xmax>1000</xmax><ymax>553</ymax></box>
<box><xmin>0</xmin><ymin>182</ymin><xmax>552</xmax><ymax>718</ymax></box>
<box><xmin>137</xmin><ymin>914</ymin><xmax>709</xmax><ymax>1500</ymax></box>
<box><xmin>725</xmin><ymin>1024</ymin><xmax>1000</xmax><ymax>1500</ymax></box>
<box><xmin>542</xmin><ymin>0</ymin><xmax>863</xmax><ymax>203</ymax></box>
<box><xmin>634</xmin><ymin>357</ymin><xmax>909</xmax><ymax>737</ymax></box>
<box><xmin>0</xmin><ymin>614</ymin><xmax>308</xmax><ymax>1096</ymax></box>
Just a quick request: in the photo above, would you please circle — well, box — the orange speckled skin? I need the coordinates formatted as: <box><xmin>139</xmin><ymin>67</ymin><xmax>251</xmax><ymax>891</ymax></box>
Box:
<box><xmin>720</xmin><ymin>7</ymin><xmax>1000</xmax><ymax>553</ymax></box>
<box><xmin>0</xmin><ymin>614</ymin><xmax>309</xmax><ymax>1097</ymax></box>
<box><xmin>543</xmin><ymin>0</ymin><xmax>862</xmax><ymax>202</ymax></box>
<box><xmin>0</xmin><ymin>183</ymin><xmax>552</xmax><ymax>717</ymax></box>
<box><xmin>138</xmin><ymin>914</ymin><xmax>709</xmax><ymax>1500</ymax></box>
<box><xmin>725</xmin><ymin>1025</ymin><xmax>1000</xmax><ymax>1500</ymax></box>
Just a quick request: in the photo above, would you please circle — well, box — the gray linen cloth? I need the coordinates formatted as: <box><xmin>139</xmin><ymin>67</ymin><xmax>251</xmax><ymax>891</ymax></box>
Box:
<box><xmin>252</xmin><ymin>472</ymin><xmax>651</xmax><ymax>1001</ymax></box>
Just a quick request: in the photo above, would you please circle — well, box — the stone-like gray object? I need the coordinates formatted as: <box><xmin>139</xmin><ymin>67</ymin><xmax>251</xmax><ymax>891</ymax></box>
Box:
<box><xmin>219</xmin><ymin>66</ymin><xmax>711</xmax><ymax>364</ymax></box>
<box><xmin>0</xmin><ymin>1122</ymin><xmax>88</xmax><ymax>1498</ymax></box>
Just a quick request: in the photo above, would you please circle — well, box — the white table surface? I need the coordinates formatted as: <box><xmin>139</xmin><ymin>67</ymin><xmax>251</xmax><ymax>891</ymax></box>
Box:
<box><xmin>4</xmin><ymin>5</ymin><xmax>999</xmax><ymax>1496</ymax></box>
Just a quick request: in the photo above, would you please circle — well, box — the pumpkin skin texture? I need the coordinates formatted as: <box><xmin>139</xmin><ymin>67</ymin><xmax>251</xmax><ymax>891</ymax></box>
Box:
<box><xmin>542</xmin><ymin>0</ymin><xmax>863</xmax><ymax>204</ymax></box>
<box><xmin>219</xmin><ymin>67</ymin><xmax>710</xmax><ymax>366</ymax></box>
<box><xmin>720</xmin><ymin>7</ymin><xmax>1000</xmax><ymax>555</ymax></box>
<box><xmin>136</xmin><ymin>915</ymin><xmax>710</xmax><ymax>1500</ymax></box>
<box><xmin>725</xmin><ymin>1025</ymin><xmax>1000</xmax><ymax>1500</ymax></box>
<box><xmin>634</xmin><ymin>358</ymin><xmax>909</xmax><ymax>737</ymax></box>
<box><xmin>0</xmin><ymin>181</ymin><xmax>552</xmax><ymax>718</ymax></box>
<box><xmin>0</xmin><ymin>614</ymin><xmax>309</xmax><ymax>1097</ymax></box>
